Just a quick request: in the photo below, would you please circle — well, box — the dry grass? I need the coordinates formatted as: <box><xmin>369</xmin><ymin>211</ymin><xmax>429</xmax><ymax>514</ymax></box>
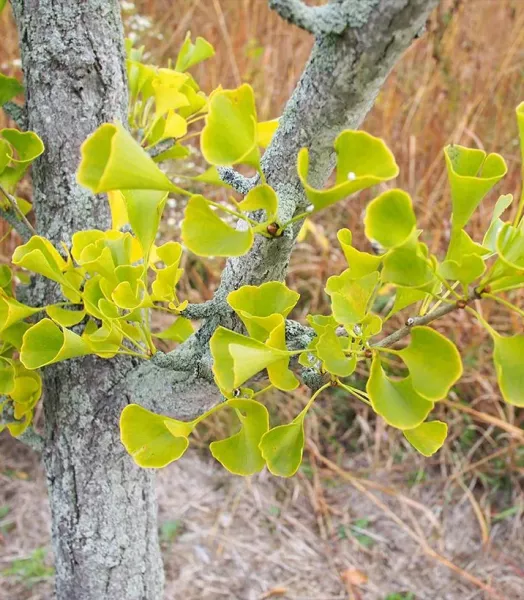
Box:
<box><xmin>0</xmin><ymin>0</ymin><xmax>523</xmax><ymax>598</ymax></box>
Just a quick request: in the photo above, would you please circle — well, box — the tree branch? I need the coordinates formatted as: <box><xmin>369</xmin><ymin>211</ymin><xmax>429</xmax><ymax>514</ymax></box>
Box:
<box><xmin>217</xmin><ymin>167</ymin><xmax>259</xmax><ymax>195</ymax></box>
<box><xmin>269</xmin><ymin>0</ymin><xmax>380</xmax><ymax>36</ymax></box>
<box><xmin>0</xmin><ymin>184</ymin><xmax>35</xmax><ymax>241</ymax></box>
<box><xmin>2</xmin><ymin>101</ymin><xmax>27</xmax><ymax>130</ymax></box>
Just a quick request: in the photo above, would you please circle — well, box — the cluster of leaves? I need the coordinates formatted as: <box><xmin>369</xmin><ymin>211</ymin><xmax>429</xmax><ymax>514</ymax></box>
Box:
<box><xmin>0</xmin><ymin>35</ymin><xmax>523</xmax><ymax>479</ymax></box>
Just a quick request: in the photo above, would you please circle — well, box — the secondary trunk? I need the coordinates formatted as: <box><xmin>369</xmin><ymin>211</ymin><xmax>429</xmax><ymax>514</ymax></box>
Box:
<box><xmin>12</xmin><ymin>1</ymin><xmax>164</xmax><ymax>598</ymax></box>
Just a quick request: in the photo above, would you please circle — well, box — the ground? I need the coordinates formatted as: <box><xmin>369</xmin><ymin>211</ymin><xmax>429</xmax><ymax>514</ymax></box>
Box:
<box><xmin>1</xmin><ymin>432</ymin><xmax>522</xmax><ymax>600</ymax></box>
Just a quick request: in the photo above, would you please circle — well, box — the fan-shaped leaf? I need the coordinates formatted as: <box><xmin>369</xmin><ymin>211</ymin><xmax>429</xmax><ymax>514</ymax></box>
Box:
<box><xmin>404</xmin><ymin>421</ymin><xmax>448</xmax><ymax>456</ymax></box>
<box><xmin>364</xmin><ymin>189</ymin><xmax>416</xmax><ymax>249</ymax></box>
<box><xmin>259</xmin><ymin>417</ymin><xmax>305</xmax><ymax>477</ymax></box>
<box><xmin>493</xmin><ymin>334</ymin><xmax>524</xmax><ymax>407</ymax></box>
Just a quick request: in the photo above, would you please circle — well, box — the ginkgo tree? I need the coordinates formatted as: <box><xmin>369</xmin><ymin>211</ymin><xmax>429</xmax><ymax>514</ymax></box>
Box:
<box><xmin>0</xmin><ymin>1</ymin><xmax>522</xmax><ymax>599</ymax></box>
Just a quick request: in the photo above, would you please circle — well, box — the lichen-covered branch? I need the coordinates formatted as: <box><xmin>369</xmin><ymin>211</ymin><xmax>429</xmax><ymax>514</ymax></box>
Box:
<box><xmin>268</xmin><ymin>0</ymin><xmax>380</xmax><ymax>36</ymax></box>
<box><xmin>217</xmin><ymin>167</ymin><xmax>259</xmax><ymax>195</ymax></box>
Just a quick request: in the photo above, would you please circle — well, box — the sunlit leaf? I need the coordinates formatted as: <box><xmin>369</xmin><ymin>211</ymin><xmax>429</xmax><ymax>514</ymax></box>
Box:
<box><xmin>20</xmin><ymin>319</ymin><xmax>90</xmax><ymax>369</ymax></box>
<box><xmin>237</xmin><ymin>184</ymin><xmax>278</xmax><ymax>220</ymax></box>
<box><xmin>367</xmin><ymin>354</ymin><xmax>434</xmax><ymax>430</ymax></box>
<box><xmin>1</xmin><ymin>129</ymin><xmax>44</xmax><ymax>164</ymax></box>
<box><xmin>0</xmin><ymin>74</ymin><xmax>24</xmax><ymax>106</ymax></box>
<box><xmin>12</xmin><ymin>236</ymin><xmax>68</xmax><ymax>284</ymax></box>
<box><xmin>0</xmin><ymin>294</ymin><xmax>40</xmax><ymax>332</ymax></box>
<box><xmin>259</xmin><ymin>417</ymin><xmax>305</xmax><ymax>477</ymax></box>
<box><xmin>175</xmin><ymin>32</ymin><xmax>215</xmax><ymax>72</ymax></box>
<box><xmin>382</xmin><ymin>245</ymin><xmax>435</xmax><ymax>288</ymax></box>
<box><xmin>201</xmin><ymin>84</ymin><xmax>260</xmax><ymax>170</ymax></box>
<box><xmin>121</xmin><ymin>189</ymin><xmax>167</xmax><ymax>258</ymax></box>
<box><xmin>46</xmin><ymin>305</ymin><xmax>86</xmax><ymax>327</ymax></box>
<box><xmin>493</xmin><ymin>334</ymin><xmax>524</xmax><ymax>407</ymax></box>
<box><xmin>325</xmin><ymin>270</ymin><xmax>378</xmax><ymax>325</ymax></box>
<box><xmin>210</xmin><ymin>398</ymin><xmax>269</xmax><ymax>475</ymax></box>
<box><xmin>257</xmin><ymin>119</ymin><xmax>279</xmax><ymax>148</ymax></box>
<box><xmin>153</xmin><ymin>317</ymin><xmax>193</xmax><ymax>342</ymax></box>
<box><xmin>444</xmin><ymin>144</ymin><xmax>507</xmax><ymax>229</ymax></box>
<box><xmin>337</xmin><ymin>228</ymin><xmax>382</xmax><ymax>277</ymax></box>
<box><xmin>403</xmin><ymin>421</ymin><xmax>448</xmax><ymax>457</ymax></box>
<box><xmin>297</xmin><ymin>130</ymin><xmax>399</xmax><ymax>210</ymax></box>
<box><xmin>385</xmin><ymin>287</ymin><xmax>427</xmax><ymax>321</ymax></box>
<box><xmin>77</xmin><ymin>122</ymin><xmax>186</xmax><ymax>194</ymax></box>
<box><xmin>364</xmin><ymin>189</ymin><xmax>416</xmax><ymax>249</ymax></box>
<box><xmin>482</xmin><ymin>194</ymin><xmax>513</xmax><ymax>252</ymax></box>
<box><xmin>120</xmin><ymin>404</ymin><xmax>190</xmax><ymax>468</ymax></box>
<box><xmin>397</xmin><ymin>326</ymin><xmax>463</xmax><ymax>400</ymax></box>
<box><xmin>316</xmin><ymin>328</ymin><xmax>356</xmax><ymax>377</ymax></box>
<box><xmin>181</xmin><ymin>194</ymin><xmax>253</xmax><ymax>257</ymax></box>
<box><xmin>0</xmin><ymin>357</ymin><xmax>14</xmax><ymax>394</ymax></box>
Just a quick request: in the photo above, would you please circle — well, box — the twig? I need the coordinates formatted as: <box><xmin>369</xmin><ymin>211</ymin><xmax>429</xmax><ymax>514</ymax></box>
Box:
<box><xmin>2</xmin><ymin>101</ymin><xmax>27</xmax><ymax>130</ymax></box>
<box><xmin>0</xmin><ymin>183</ymin><xmax>37</xmax><ymax>241</ymax></box>
<box><xmin>217</xmin><ymin>167</ymin><xmax>259</xmax><ymax>195</ymax></box>
<box><xmin>269</xmin><ymin>0</ymin><xmax>379</xmax><ymax>36</ymax></box>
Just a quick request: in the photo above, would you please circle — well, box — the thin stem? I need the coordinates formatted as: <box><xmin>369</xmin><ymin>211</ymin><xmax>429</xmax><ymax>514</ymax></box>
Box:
<box><xmin>204</xmin><ymin>198</ymin><xmax>257</xmax><ymax>226</ymax></box>
<box><xmin>300</xmin><ymin>381</ymin><xmax>332</xmax><ymax>416</ymax></box>
<box><xmin>253</xmin><ymin>384</ymin><xmax>274</xmax><ymax>398</ymax></box>
<box><xmin>0</xmin><ymin>184</ymin><xmax>37</xmax><ymax>240</ymax></box>
<box><xmin>337</xmin><ymin>380</ymin><xmax>372</xmax><ymax>406</ymax></box>
<box><xmin>280</xmin><ymin>210</ymin><xmax>312</xmax><ymax>229</ymax></box>
<box><xmin>464</xmin><ymin>305</ymin><xmax>498</xmax><ymax>337</ymax></box>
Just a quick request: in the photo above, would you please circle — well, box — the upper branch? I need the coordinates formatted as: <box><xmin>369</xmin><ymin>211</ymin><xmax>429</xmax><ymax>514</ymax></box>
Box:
<box><xmin>2</xmin><ymin>101</ymin><xmax>27</xmax><ymax>130</ymax></box>
<box><xmin>269</xmin><ymin>0</ymin><xmax>379</xmax><ymax>36</ymax></box>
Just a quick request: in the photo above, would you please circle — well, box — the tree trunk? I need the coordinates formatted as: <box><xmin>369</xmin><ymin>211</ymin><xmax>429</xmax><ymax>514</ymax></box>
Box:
<box><xmin>12</xmin><ymin>1</ymin><xmax>164</xmax><ymax>598</ymax></box>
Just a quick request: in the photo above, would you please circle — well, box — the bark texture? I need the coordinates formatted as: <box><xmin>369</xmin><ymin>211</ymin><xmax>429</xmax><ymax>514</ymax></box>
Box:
<box><xmin>11</xmin><ymin>1</ymin><xmax>164</xmax><ymax>598</ymax></box>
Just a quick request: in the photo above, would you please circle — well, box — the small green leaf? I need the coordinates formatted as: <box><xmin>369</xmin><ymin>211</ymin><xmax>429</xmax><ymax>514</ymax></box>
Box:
<box><xmin>153</xmin><ymin>143</ymin><xmax>191</xmax><ymax>163</ymax></box>
<box><xmin>316</xmin><ymin>328</ymin><xmax>356</xmax><ymax>377</ymax></box>
<box><xmin>20</xmin><ymin>319</ymin><xmax>90</xmax><ymax>369</ymax></box>
<box><xmin>403</xmin><ymin>421</ymin><xmax>448</xmax><ymax>456</ymax></box>
<box><xmin>325</xmin><ymin>270</ymin><xmax>379</xmax><ymax>325</ymax></box>
<box><xmin>493</xmin><ymin>334</ymin><xmax>524</xmax><ymax>407</ymax></box>
<box><xmin>397</xmin><ymin>326</ymin><xmax>463</xmax><ymax>400</ymax></box>
<box><xmin>0</xmin><ymin>294</ymin><xmax>40</xmax><ymax>332</ymax></box>
<box><xmin>0</xmin><ymin>358</ymin><xmax>15</xmax><ymax>394</ymax></box>
<box><xmin>175</xmin><ymin>32</ymin><xmax>215</xmax><ymax>72</ymax></box>
<box><xmin>1</xmin><ymin>129</ymin><xmax>45</xmax><ymax>164</ymax></box>
<box><xmin>439</xmin><ymin>255</ymin><xmax>485</xmax><ymax>287</ymax></box>
<box><xmin>367</xmin><ymin>355</ymin><xmax>434</xmax><ymax>430</ymax></box>
<box><xmin>482</xmin><ymin>194</ymin><xmax>513</xmax><ymax>252</ymax></box>
<box><xmin>0</xmin><ymin>74</ymin><xmax>24</xmax><ymax>106</ymax></box>
<box><xmin>10</xmin><ymin>365</ymin><xmax>42</xmax><ymax>409</ymax></box>
<box><xmin>257</xmin><ymin>119</ymin><xmax>279</xmax><ymax>148</ymax></box>
<box><xmin>237</xmin><ymin>184</ymin><xmax>278</xmax><ymax>220</ymax></box>
<box><xmin>120</xmin><ymin>404</ymin><xmax>190</xmax><ymax>468</ymax></box>
<box><xmin>259</xmin><ymin>417</ymin><xmax>305</xmax><ymax>477</ymax></box>
<box><xmin>200</xmin><ymin>84</ymin><xmax>260</xmax><ymax>170</ymax></box>
<box><xmin>337</xmin><ymin>229</ymin><xmax>382</xmax><ymax>277</ymax></box>
<box><xmin>181</xmin><ymin>194</ymin><xmax>253</xmax><ymax>257</ymax></box>
<box><xmin>364</xmin><ymin>189</ymin><xmax>416</xmax><ymax>249</ymax></box>
<box><xmin>12</xmin><ymin>236</ymin><xmax>68</xmax><ymax>283</ymax></box>
<box><xmin>444</xmin><ymin>144</ymin><xmax>507</xmax><ymax>229</ymax></box>
<box><xmin>227</xmin><ymin>281</ymin><xmax>299</xmax><ymax>341</ymax></box>
<box><xmin>153</xmin><ymin>317</ymin><xmax>193</xmax><ymax>342</ymax></box>
<box><xmin>209</xmin><ymin>398</ymin><xmax>269</xmax><ymax>475</ymax></box>
<box><xmin>297</xmin><ymin>130</ymin><xmax>399</xmax><ymax>210</ymax></box>
<box><xmin>210</xmin><ymin>326</ymin><xmax>287</xmax><ymax>393</ymax></box>
<box><xmin>121</xmin><ymin>189</ymin><xmax>168</xmax><ymax>258</ymax></box>
<box><xmin>83</xmin><ymin>322</ymin><xmax>122</xmax><ymax>358</ymax></box>
<box><xmin>385</xmin><ymin>287</ymin><xmax>428</xmax><ymax>321</ymax></box>
<box><xmin>382</xmin><ymin>245</ymin><xmax>435</xmax><ymax>288</ymax></box>
<box><xmin>77</xmin><ymin>122</ymin><xmax>186</xmax><ymax>194</ymax></box>
<box><xmin>46</xmin><ymin>305</ymin><xmax>86</xmax><ymax>327</ymax></box>
<box><xmin>496</xmin><ymin>222</ymin><xmax>524</xmax><ymax>271</ymax></box>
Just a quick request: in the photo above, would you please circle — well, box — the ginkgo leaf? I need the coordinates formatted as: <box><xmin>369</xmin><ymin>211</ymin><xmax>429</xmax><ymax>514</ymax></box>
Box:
<box><xmin>495</xmin><ymin>223</ymin><xmax>524</xmax><ymax>271</ymax></box>
<box><xmin>153</xmin><ymin>317</ymin><xmax>193</xmax><ymax>342</ymax></box>
<box><xmin>265</xmin><ymin>317</ymin><xmax>299</xmax><ymax>391</ymax></box>
<box><xmin>0</xmin><ymin>358</ymin><xmax>15</xmax><ymax>395</ymax></box>
<box><xmin>337</xmin><ymin>228</ymin><xmax>382</xmax><ymax>277</ymax></box>
<box><xmin>403</xmin><ymin>421</ymin><xmax>448</xmax><ymax>457</ymax></box>
<box><xmin>10</xmin><ymin>365</ymin><xmax>42</xmax><ymax>409</ymax></box>
<box><xmin>77</xmin><ymin>122</ymin><xmax>187</xmax><ymax>194</ymax></box>
<box><xmin>12</xmin><ymin>236</ymin><xmax>68</xmax><ymax>283</ymax></box>
<box><xmin>209</xmin><ymin>398</ymin><xmax>269</xmax><ymax>475</ymax></box>
<box><xmin>20</xmin><ymin>319</ymin><xmax>90</xmax><ymax>369</ymax></box>
<box><xmin>397</xmin><ymin>326</ymin><xmax>463</xmax><ymax>400</ymax></box>
<box><xmin>482</xmin><ymin>194</ymin><xmax>513</xmax><ymax>252</ymax></box>
<box><xmin>120</xmin><ymin>188</ymin><xmax>168</xmax><ymax>258</ymax></box>
<box><xmin>493</xmin><ymin>334</ymin><xmax>524</xmax><ymax>407</ymax></box>
<box><xmin>259</xmin><ymin>417</ymin><xmax>305</xmax><ymax>477</ymax></box>
<box><xmin>227</xmin><ymin>281</ymin><xmax>299</xmax><ymax>341</ymax></box>
<box><xmin>0</xmin><ymin>294</ymin><xmax>40</xmax><ymax>332</ymax></box>
<box><xmin>181</xmin><ymin>194</ymin><xmax>253</xmax><ymax>257</ymax></box>
<box><xmin>444</xmin><ymin>144</ymin><xmax>507</xmax><ymax>229</ymax></box>
<box><xmin>325</xmin><ymin>270</ymin><xmax>378</xmax><ymax>325</ymax></box>
<box><xmin>1</xmin><ymin>129</ymin><xmax>44</xmax><ymax>165</ymax></box>
<box><xmin>382</xmin><ymin>245</ymin><xmax>435</xmax><ymax>288</ymax></box>
<box><xmin>257</xmin><ymin>119</ymin><xmax>279</xmax><ymax>148</ymax></box>
<box><xmin>439</xmin><ymin>255</ymin><xmax>486</xmax><ymax>288</ymax></box>
<box><xmin>200</xmin><ymin>84</ymin><xmax>260</xmax><ymax>170</ymax></box>
<box><xmin>120</xmin><ymin>404</ymin><xmax>190</xmax><ymax>468</ymax></box>
<box><xmin>210</xmin><ymin>326</ymin><xmax>287</xmax><ymax>392</ymax></box>
<box><xmin>367</xmin><ymin>355</ymin><xmax>434</xmax><ymax>430</ymax></box>
<box><xmin>46</xmin><ymin>305</ymin><xmax>86</xmax><ymax>327</ymax></box>
<box><xmin>297</xmin><ymin>130</ymin><xmax>399</xmax><ymax>210</ymax></box>
<box><xmin>237</xmin><ymin>184</ymin><xmax>278</xmax><ymax>219</ymax></box>
<box><xmin>316</xmin><ymin>328</ymin><xmax>356</xmax><ymax>377</ymax></box>
<box><xmin>385</xmin><ymin>287</ymin><xmax>427</xmax><ymax>321</ymax></box>
<box><xmin>0</xmin><ymin>74</ymin><xmax>24</xmax><ymax>105</ymax></box>
<box><xmin>175</xmin><ymin>32</ymin><xmax>215</xmax><ymax>72</ymax></box>
<box><xmin>515</xmin><ymin>102</ymin><xmax>524</xmax><ymax>167</ymax></box>
<box><xmin>364</xmin><ymin>189</ymin><xmax>416</xmax><ymax>249</ymax></box>
<box><xmin>83</xmin><ymin>322</ymin><xmax>123</xmax><ymax>358</ymax></box>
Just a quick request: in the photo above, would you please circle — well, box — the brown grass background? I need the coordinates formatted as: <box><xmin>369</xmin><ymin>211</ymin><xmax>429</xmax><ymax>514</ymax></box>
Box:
<box><xmin>0</xmin><ymin>1</ymin><xmax>523</xmax><ymax>599</ymax></box>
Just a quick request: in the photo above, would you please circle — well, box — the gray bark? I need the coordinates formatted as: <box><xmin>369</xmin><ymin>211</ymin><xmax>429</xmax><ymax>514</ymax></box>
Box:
<box><xmin>11</xmin><ymin>1</ymin><xmax>163</xmax><ymax>599</ymax></box>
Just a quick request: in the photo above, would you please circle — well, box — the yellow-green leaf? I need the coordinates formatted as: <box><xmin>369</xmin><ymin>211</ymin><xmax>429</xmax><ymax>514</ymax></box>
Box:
<box><xmin>364</xmin><ymin>189</ymin><xmax>416</xmax><ymax>249</ymax></box>
<box><xmin>0</xmin><ymin>74</ymin><xmax>24</xmax><ymax>105</ymax></box>
<box><xmin>153</xmin><ymin>317</ymin><xmax>193</xmax><ymax>342</ymax></box>
<box><xmin>0</xmin><ymin>294</ymin><xmax>40</xmax><ymax>332</ymax></box>
<box><xmin>46</xmin><ymin>305</ymin><xmax>86</xmax><ymax>327</ymax></box>
<box><xmin>403</xmin><ymin>421</ymin><xmax>448</xmax><ymax>457</ymax></box>
<box><xmin>20</xmin><ymin>319</ymin><xmax>90</xmax><ymax>369</ymax></box>
<box><xmin>259</xmin><ymin>416</ymin><xmax>305</xmax><ymax>477</ymax></box>
<box><xmin>181</xmin><ymin>194</ymin><xmax>253</xmax><ymax>257</ymax></box>
<box><xmin>237</xmin><ymin>184</ymin><xmax>278</xmax><ymax>220</ymax></box>
<box><xmin>444</xmin><ymin>144</ymin><xmax>507</xmax><ymax>230</ymax></box>
<box><xmin>12</xmin><ymin>236</ymin><xmax>68</xmax><ymax>283</ymax></box>
<box><xmin>397</xmin><ymin>326</ymin><xmax>462</xmax><ymax>400</ymax></box>
<box><xmin>209</xmin><ymin>398</ymin><xmax>269</xmax><ymax>475</ymax></box>
<box><xmin>201</xmin><ymin>84</ymin><xmax>260</xmax><ymax>170</ymax></box>
<box><xmin>77</xmin><ymin>122</ymin><xmax>187</xmax><ymax>194</ymax></box>
<box><xmin>325</xmin><ymin>270</ymin><xmax>378</xmax><ymax>325</ymax></box>
<box><xmin>367</xmin><ymin>355</ymin><xmax>434</xmax><ymax>430</ymax></box>
<box><xmin>175</xmin><ymin>33</ymin><xmax>215</xmax><ymax>72</ymax></box>
<box><xmin>337</xmin><ymin>228</ymin><xmax>382</xmax><ymax>277</ymax></box>
<box><xmin>256</xmin><ymin>119</ymin><xmax>279</xmax><ymax>148</ymax></box>
<box><xmin>493</xmin><ymin>334</ymin><xmax>524</xmax><ymax>407</ymax></box>
<box><xmin>316</xmin><ymin>328</ymin><xmax>356</xmax><ymax>377</ymax></box>
<box><xmin>121</xmin><ymin>189</ymin><xmax>168</xmax><ymax>258</ymax></box>
<box><xmin>297</xmin><ymin>130</ymin><xmax>399</xmax><ymax>210</ymax></box>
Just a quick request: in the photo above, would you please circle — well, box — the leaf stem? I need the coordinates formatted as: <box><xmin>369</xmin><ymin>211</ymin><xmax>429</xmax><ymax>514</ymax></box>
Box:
<box><xmin>337</xmin><ymin>380</ymin><xmax>372</xmax><ymax>406</ymax></box>
<box><xmin>483</xmin><ymin>292</ymin><xmax>524</xmax><ymax>318</ymax></box>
